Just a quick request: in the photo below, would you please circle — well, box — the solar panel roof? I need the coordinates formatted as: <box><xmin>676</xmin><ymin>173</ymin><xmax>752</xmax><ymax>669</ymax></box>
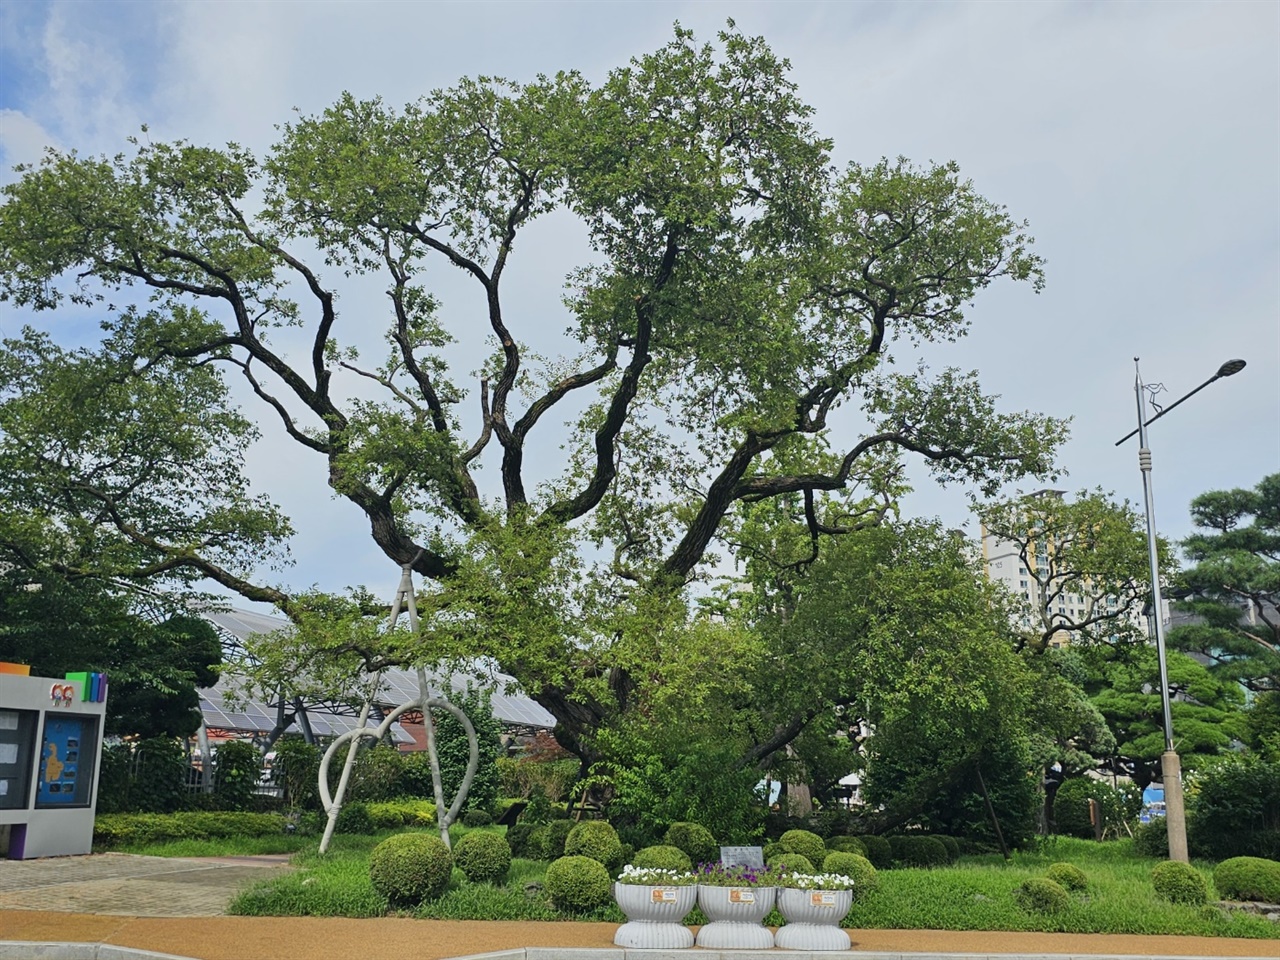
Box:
<box><xmin>200</xmin><ymin>606</ymin><xmax>556</xmax><ymax>733</ymax></box>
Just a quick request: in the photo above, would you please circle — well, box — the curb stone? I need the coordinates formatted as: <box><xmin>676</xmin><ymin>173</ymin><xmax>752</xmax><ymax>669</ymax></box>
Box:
<box><xmin>0</xmin><ymin>944</ymin><xmax>194</xmax><ymax>960</ymax></box>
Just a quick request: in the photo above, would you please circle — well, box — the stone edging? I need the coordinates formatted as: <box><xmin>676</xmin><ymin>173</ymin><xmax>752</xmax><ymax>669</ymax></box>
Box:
<box><xmin>0</xmin><ymin>943</ymin><xmax>195</xmax><ymax>960</ymax></box>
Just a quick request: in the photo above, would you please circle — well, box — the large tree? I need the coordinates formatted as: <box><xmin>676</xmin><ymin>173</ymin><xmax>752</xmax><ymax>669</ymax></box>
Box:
<box><xmin>0</xmin><ymin>26</ymin><xmax>1065</xmax><ymax>765</ymax></box>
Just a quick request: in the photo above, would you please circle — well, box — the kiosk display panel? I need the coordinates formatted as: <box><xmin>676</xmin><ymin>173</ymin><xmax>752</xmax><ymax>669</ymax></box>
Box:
<box><xmin>0</xmin><ymin>709</ymin><xmax>37</xmax><ymax>810</ymax></box>
<box><xmin>35</xmin><ymin>713</ymin><xmax>99</xmax><ymax>808</ymax></box>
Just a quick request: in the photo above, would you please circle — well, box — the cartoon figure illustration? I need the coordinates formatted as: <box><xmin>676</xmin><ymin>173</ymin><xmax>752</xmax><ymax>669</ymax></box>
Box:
<box><xmin>43</xmin><ymin>742</ymin><xmax>64</xmax><ymax>783</ymax></box>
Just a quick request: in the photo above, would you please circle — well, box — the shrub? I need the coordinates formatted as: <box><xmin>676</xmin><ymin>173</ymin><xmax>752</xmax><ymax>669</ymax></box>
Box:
<box><xmin>822</xmin><ymin>851</ymin><xmax>879</xmax><ymax>900</ymax></box>
<box><xmin>933</xmin><ymin>835</ymin><xmax>960</xmax><ymax>863</ymax></box>
<box><xmin>368</xmin><ymin>802</ymin><xmax>411</xmax><ymax>830</ymax></box>
<box><xmin>886</xmin><ymin>835</ymin><xmax>907</xmax><ymax>862</ymax></box>
<box><xmin>369</xmin><ymin>833</ymin><xmax>453</xmax><ymax>905</ymax></box>
<box><xmin>272</xmin><ymin>737</ymin><xmax>321</xmax><ymax>811</ymax></box>
<box><xmin>424</xmin><ymin>687</ymin><xmax>507</xmax><ymax>814</ymax></box>
<box><xmin>462</xmin><ymin>809</ymin><xmax>493</xmax><ymax>827</ymax></box>
<box><xmin>452</xmin><ymin>830</ymin><xmax>512</xmax><ymax>885</ymax></box>
<box><xmin>859</xmin><ymin>835</ymin><xmax>892</xmax><ymax>869</ymax></box>
<box><xmin>527</xmin><ymin>825</ymin><xmax>550</xmax><ymax>860</ymax></box>
<box><xmin>631</xmin><ymin>844</ymin><xmax>693</xmax><ymax>872</ymax></box>
<box><xmin>1014</xmin><ymin>877</ymin><xmax>1070</xmax><ymax>914</ymax></box>
<box><xmin>1133</xmin><ymin>816</ymin><xmax>1168</xmax><ymax>859</ymax></box>
<box><xmin>348</xmin><ymin>746</ymin><xmax>406</xmax><ymax>802</ymax></box>
<box><xmin>827</xmin><ymin>835</ymin><xmax>866</xmax><ymax>856</ymax></box>
<box><xmin>778</xmin><ymin>828</ymin><xmax>826</xmax><ymax>865</ymax></box>
<box><xmin>898</xmin><ymin>835</ymin><xmax>948</xmax><ymax>868</ymax></box>
<box><xmin>1188</xmin><ymin>755</ymin><xmax>1280</xmax><ymax>861</ymax></box>
<box><xmin>1151</xmin><ymin>860</ymin><xmax>1209</xmax><ymax>905</ymax></box>
<box><xmin>1213</xmin><ymin>856</ymin><xmax>1280</xmax><ymax>903</ymax></box>
<box><xmin>335</xmin><ymin>802</ymin><xmax>375</xmax><ymax>835</ymax></box>
<box><xmin>663</xmin><ymin>822</ymin><xmax>718</xmax><ymax>866</ymax></box>
<box><xmin>565</xmin><ymin>820</ymin><xmax>622</xmax><ymax>869</ymax></box>
<box><xmin>93</xmin><ymin>812</ymin><xmax>287</xmax><ymax>848</ymax></box>
<box><xmin>1046</xmin><ymin>862</ymin><xmax>1088</xmax><ymax>892</ymax></box>
<box><xmin>766</xmin><ymin>852</ymin><xmax>815</xmax><ymax>875</ymax></box>
<box><xmin>762</xmin><ymin>841</ymin><xmax>786</xmax><ymax>861</ymax></box>
<box><xmin>212</xmin><ymin>740</ymin><xmax>262</xmax><ymax>812</ymax></box>
<box><xmin>543</xmin><ymin>819</ymin><xmax>575</xmax><ymax>859</ymax></box>
<box><xmin>506</xmin><ymin>822</ymin><xmax>538</xmax><ymax>859</ymax></box>
<box><xmin>545</xmin><ymin>855</ymin><xmax>613</xmax><ymax>912</ymax></box>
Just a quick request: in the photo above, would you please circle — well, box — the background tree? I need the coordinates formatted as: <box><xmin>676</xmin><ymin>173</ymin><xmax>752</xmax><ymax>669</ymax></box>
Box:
<box><xmin>0</xmin><ymin>26</ymin><xmax>1065</xmax><ymax>768</ymax></box>
<box><xmin>1170</xmin><ymin>473</ymin><xmax>1279</xmax><ymax>693</ymax></box>
<box><xmin>974</xmin><ymin>489</ymin><xmax>1163</xmax><ymax>652</ymax></box>
<box><xmin>1087</xmin><ymin>644</ymin><xmax>1246</xmax><ymax>788</ymax></box>
<box><xmin>0</xmin><ymin>570</ymin><xmax>221</xmax><ymax>738</ymax></box>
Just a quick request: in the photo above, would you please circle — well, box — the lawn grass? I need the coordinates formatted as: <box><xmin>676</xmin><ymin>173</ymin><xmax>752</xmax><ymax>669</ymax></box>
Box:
<box><xmin>228</xmin><ymin>830</ymin><xmax>1280</xmax><ymax>938</ymax></box>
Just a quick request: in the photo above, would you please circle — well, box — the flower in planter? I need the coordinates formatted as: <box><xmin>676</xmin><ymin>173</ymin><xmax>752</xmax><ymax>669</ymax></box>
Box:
<box><xmin>617</xmin><ymin>865</ymin><xmax>697</xmax><ymax>886</ymax></box>
<box><xmin>695</xmin><ymin>862</ymin><xmax>779</xmax><ymax>887</ymax></box>
<box><xmin>776</xmin><ymin>871</ymin><xmax>857</xmax><ymax>890</ymax></box>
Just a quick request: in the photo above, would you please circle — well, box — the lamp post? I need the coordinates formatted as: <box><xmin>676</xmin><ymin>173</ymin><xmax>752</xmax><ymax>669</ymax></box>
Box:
<box><xmin>1116</xmin><ymin>357</ymin><xmax>1246</xmax><ymax>863</ymax></box>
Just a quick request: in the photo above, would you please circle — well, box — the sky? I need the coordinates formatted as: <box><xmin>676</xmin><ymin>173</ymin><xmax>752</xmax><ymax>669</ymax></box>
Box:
<box><xmin>1</xmin><ymin>0</ymin><xmax>1277</xmax><ymax>609</ymax></box>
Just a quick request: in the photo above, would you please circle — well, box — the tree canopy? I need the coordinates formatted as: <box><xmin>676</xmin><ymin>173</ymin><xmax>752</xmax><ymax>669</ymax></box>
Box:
<box><xmin>0</xmin><ymin>25</ymin><xmax>1066</xmax><ymax>765</ymax></box>
<box><xmin>1171</xmin><ymin>473</ymin><xmax>1279</xmax><ymax>693</ymax></box>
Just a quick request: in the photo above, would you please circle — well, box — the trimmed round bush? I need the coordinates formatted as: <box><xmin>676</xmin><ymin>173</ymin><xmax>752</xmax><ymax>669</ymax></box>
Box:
<box><xmin>827</xmin><ymin>835</ymin><xmax>866</xmax><ymax>856</ymax></box>
<box><xmin>461</xmin><ymin>808</ymin><xmax>493</xmax><ymax>827</ymax></box>
<box><xmin>335</xmin><ymin>801</ymin><xmax>374</xmax><ymax>835</ymax></box>
<box><xmin>762</xmin><ymin>841</ymin><xmax>786</xmax><ymax>861</ymax></box>
<box><xmin>545</xmin><ymin>855</ymin><xmax>613</xmax><ymax>912</ymax></box>
<box><xmin>1013</xmin><ymin>877</ymin><xmax>1070</xmax><ymax>914</ymax></box>
<box><xmin>779</xmin><ymin>828</ymin><xmax>826</xmax><ymax>865</ymax></box>
<box><xmin>898</xmin><ymin>835</ymin><xmax>948</xmax><ymax>868</ymax></box>
<box><xmin>528</xmin><ymin>825</ymin><xmax>550</xmax><ymax>860</ymax></box>
<box><xmin>934</xmin><ymin>835</ymin><xmax>960</xmax><ymax>863</ymax></box>
<box><xmin>631</xmin><ymin>844</ymin><xmax>693</xmax><ymax>872</ymax></box>
<box><xmin>860</xmin><ymin>835</ymin><xmax>892</xmax><ymax>869</ymax></box>
<box><xmin>543</xmin><ymin>819</ymin><xmax>575</xmax><ymax>859</ymax></box>
<box><xmin>452</xmin><ymin>830</ymin><xmax>512</xmax><ymax>884</ymax></box>
<box><xmin>505</xmin><ymin>822</ymin><xmax>538</xmax><ymax>859</ymax></box>
<box><xmin>886</xmin><ymin>835</ymin><xmax>907</xmax><ymax>862</ymax></box>
<box><xmin>565</xmin><ymin>820</ymin><xmax>623</xmax><ymax>869</ymax></box>
<box><xmin>1213</xmin><ymin>856</ymin><xmax>1280</xmax><ymax>903</ymax></box>
<box><xmin>1046</xmin><ymin>862</ymin><xmax>1088</xmax><ymax>892</ymax></box>
<box><xmin>823</xmin><ymin>851</ymin><xmax>878</xmax><ymax>900</ymax></box>
<box><xmin>663</xmin><ymin>822</ymin><xmax>718</xmax><ymax>866</ymax></box>
<box><xmin>767</xmin><ymin>852</ymin><xmax>815</xmax><ymax>874</ymax></box>
<box><xmin>1152</xmin><ymin>860</ymin><xmax>1210</xmax><ymax>905</ymax></box>
<box><xmin>369</xmin><ymin>833</ymin><xmax>453</xmax><ymax>905</ymax></box>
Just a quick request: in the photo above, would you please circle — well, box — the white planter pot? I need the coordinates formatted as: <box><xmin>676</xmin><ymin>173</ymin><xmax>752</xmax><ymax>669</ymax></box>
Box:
<box><xmin>695</xmin><ymin>884</ymin><xmax>777</xmax><ymax>949</ymax></box>
<box><xmin>613</xmin><ymin>882</ymin><xmax>697</xmax><ymax>949</ymax></box>
<box><xmin>774</xmin><ymin>886</ymin><xmax>854</xmax><ymax>951</ymax></box>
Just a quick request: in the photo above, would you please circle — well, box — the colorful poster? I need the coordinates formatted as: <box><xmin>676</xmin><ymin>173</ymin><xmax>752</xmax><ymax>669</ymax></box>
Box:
<box><xmin>36</xmin><ymin>714</ymin><xmax>95</xmax><ymax>807</ymax></box>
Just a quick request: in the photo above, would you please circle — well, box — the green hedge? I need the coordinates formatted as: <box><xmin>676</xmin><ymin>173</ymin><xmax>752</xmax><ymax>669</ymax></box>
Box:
<box><xmin>94</xmin><ymin>811</ymin><xmax>287</xmax><ymax>848</ymax></box>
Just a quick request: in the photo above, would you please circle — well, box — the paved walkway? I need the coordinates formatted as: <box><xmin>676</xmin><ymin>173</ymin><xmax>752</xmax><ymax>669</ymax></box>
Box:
<box><xmin>0</xmin><ymin>852</ymin><xmax>290</xmax><ymax>916</ymax></box>
<box><xmin>0</xmin><ymin>853</ymin><xmax>1276</xmax><ymax>960</ymax></box>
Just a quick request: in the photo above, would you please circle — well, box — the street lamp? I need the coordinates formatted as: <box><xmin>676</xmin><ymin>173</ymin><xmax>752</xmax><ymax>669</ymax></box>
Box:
<box><xmin>1115</xmin><ymin>357</ymin><xmax>1246</xmax><ymax>863</ymax></box>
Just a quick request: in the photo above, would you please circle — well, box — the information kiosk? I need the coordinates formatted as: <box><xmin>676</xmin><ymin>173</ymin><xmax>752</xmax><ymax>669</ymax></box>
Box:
<box><xmin>0</xmin><ymin>664</ymin><xmax>108</xmax><ymax>858</ymax></box>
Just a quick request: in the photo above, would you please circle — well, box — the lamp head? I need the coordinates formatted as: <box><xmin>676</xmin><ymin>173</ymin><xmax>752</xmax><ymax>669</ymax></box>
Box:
<box><xmin>1217</xmin><ymin>359</ymin><xmax>1247</xmax><ymax>378</ymax></box>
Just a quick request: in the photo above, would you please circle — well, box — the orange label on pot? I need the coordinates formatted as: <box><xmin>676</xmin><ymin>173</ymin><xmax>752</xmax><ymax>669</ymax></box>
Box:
<box><xmin>729</xmin><ymin>889</ymin><xmax>755</xmax><ymax>904</ymax></box>
<box><xmin>811</xmin><ymin>892</ymin><xmax>837</xmax><ymax>906</ymax></box>
<box><xmin>651</xmin><ymin>888</ymin><xmax>678</xmax><ymax>903</ymax></box>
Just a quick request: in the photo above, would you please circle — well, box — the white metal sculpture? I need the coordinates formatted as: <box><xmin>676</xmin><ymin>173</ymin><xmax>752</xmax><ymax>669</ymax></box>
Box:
<box><xmin>317</xmin><ymin>563</ymin><xmax>479</xmax><ymax>853</ymax></box>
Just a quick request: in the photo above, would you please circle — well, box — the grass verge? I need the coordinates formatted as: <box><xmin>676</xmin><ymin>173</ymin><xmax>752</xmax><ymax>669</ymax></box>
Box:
<box><xmin>228</xmin><ymin>831</ymin><xmax>1280</xmax><ymax>938</ymax></box>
